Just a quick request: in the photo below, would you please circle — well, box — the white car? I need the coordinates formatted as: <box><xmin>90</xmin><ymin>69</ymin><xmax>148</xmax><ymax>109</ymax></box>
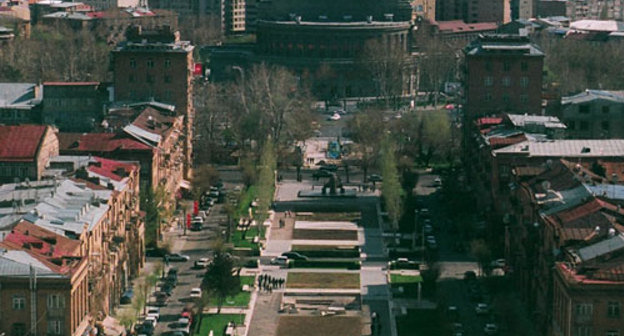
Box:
<box><xmin>190</xmin><ymin>288</ymin><xmax>202</xmax><ymax>298</ymax></box>
<box><xmin>194</xmin><ymin>258</ymin><xmax>210</xmax><ymax>269</ymax></box>
<box><xmin>146</xmin><ymin>306</ymin><xmax>160</xmax><ymax>321</ymax></box>
<box><xmin>270</xmin><ymin>256</ymin><xmax>289</xmax><ymax>266</ymax></box>
<box><xmin>484</xmin><ymin>323</ymin><xmax>498</xmax><ymax>335</ymax></box>
<box><xmin>327</xmin><ymin>113</ymin><xmax>341</xmax><ymax>121</ymax></box>
<box><xmin>475</xmin><ymin>303</ymin><xmax>490</xmax><ymax>315</ymax></box>
<box><xmin>426</xmin><ymin>235</ymin><xmax>437</xmax><ymax>245</ymax></box>
<box><xmin>424</xmin><ymin>224</ymin><xmax>433</xmax><ymax>234</ymax></box>
<box><xmin>192</xmin><ymin>216</ymin><xmax>204</xmax><ymax>223</ymax></box>
<box><xmin>144</xmin><ymin>315</ymin><xmax>157</xmax><ymax>328</ymax></box>
<box><xmin>490</xmin><ymin>258</ymin><xmax>506</xmax><ymax>268</ymax></box>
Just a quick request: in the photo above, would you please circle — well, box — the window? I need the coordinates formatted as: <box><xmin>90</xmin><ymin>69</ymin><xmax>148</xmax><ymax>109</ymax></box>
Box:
<box><xmin>606</xmin><ymin>331</ymin><xmax>620</xmax><ymax>336</ymax></box>
<box><xmin>12</xmin><ymin>323</ymin><xmax>26</xmax><ymax>336</ymax></box>
<box><xmin>567</xmin><ymin>120</ymin><xmax>576</xmax><ymax>130</ymax></box>
<box><xmin>521</xmin><ymin>61</ymin><xmax>528</xmax><ymax>71</ymax></box>
<box><xmin>602</xmin><ymin>105</ymin><xmax>610</xmax><ymax>113</ymax></box>
<box><xmin>574</xmin><ymin>326</ymin><xmax>592</xmax><ymax>336</ymax></box>
<box><xmin>575</xmin><ymin>303</ymin><xmax>593</xmax><ymax>316</ymax></box>
<box><xmin>484</xmin><ymin>76</ymin><xmax>493</xmax><ymax>86</ymax></box>
<box><xmin>164</xmin><ymin>59</ymin><xmax>171</xmax><ymax>68</ymax></box>
<box><xmin>147</xmin><ymin>59</ymin><xmax>154</xmax><ymax>68</ymax></box>
<box><xmin>503</xmin><ymin>93</ymin><xmax>510</xmax><ymax>104</ymax></box>
<box><xmin>520</xmin><ymin>94</ymin><xmax>528</xmax><ymax>104</ymax></box>
<box><xmin>47</xmin><ymin>294</ymin><xmax>65</xmax><ymax>309</ymax></box>
<box><xmin>146</xmin><ymin>74</ymin><xmax>154</xmax><ymax>83</ymax></box>
<box><xmin>502</xmin><ymin>77</ymin><xmax>511</xmax><ymax>87</ymax></box>
<box><xmin>608</xmin><ymin>301</ymin><xmax>621</xmax><ymax>318</ymax></box>
<box><xmin>164</xmin><ymin>75</ymin><xmax>171</xmax><ymax>83</ymax></box>
<box><xmin>12</xmin><ymin>296</ymin><xmax>25</xmax><ymax>310</ymax></box>
<box><xmin>579</xmin><ymin>104</ymin><xmax>590</xmax><ymax>113</ymax></box>
<box><xmin>47</xmin><ymin>320</ymin><xmax>63</xmax><ymax>335</ymax></box>
<box><xmin>602</xmin><ymin>121</ymin><xmax>610</xmax><ymax>131</ymax></box>
<box><xmin>503</xmin><ymin>61</ymin><xmax>511</xmax><ymax>71</ymax></box>
<box><xmin>580</xmin><ymin>121</ymin><xmax>589</xmax><ymax>131</ymax></box>
<box><xmin>520</xmin><ymin>77</ymin><xmax>529</xmax><ymax>88</ymax></box>
<box><xmin>129</xmin><ymin>59</ymin><xmax>136</xmax><ymax>68</ymax></box>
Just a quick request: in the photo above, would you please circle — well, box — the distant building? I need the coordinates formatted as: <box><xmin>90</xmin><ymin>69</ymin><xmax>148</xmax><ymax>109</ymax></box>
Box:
<box><xmin>41</xmin><ymin>82</ymin><xmax>109</xmax><ymax>132</ymax></box>
<box><xmin>560</xmin><ymin>90</ymin><xmax>624</xmax><ymax>139</ymax></box>
<box><xmin>79</xmin><ymin>0</ymin><xmax>139</xmax><ymax>10</ymax></box>
<box><xmin>436</xmin><ymin>0</ymin><xmax>510</xmax><ymax>24</ymax></box>
<box><xmin>430</xmin><ymin>20</ymin><xmax>498</xmax><ymax>41</ymax></box>
<box><xmin>111</xmin><ymin>25</ymin><xmax>194</xmax><ymax>178</ymax></box>
<box><xmin>224</xmin><ymin>0</ymin><xmax>245</xmax><ymax>34</ymax></box>
<box><xmin>411</xmin><ymin>0</ymin><xmax>436</xmax><ymax>22</ymax></box>
<box><xmin>463</xmin><ymin>34</ymin><xmax>544</xmax><ymax>122</ymax></box>
<box><xmin>0</xmin><ymin>125</ymin><xmax>59</xmax><ymax>183</ymax></box>
<box><xmin>566</xmin><ymin>0</ymin><xmax>624</xmax><ymax>20</ymax></box>
<box><xmin>538</xmin><ymin>0</ymin><xmax>567</xmax><ymax>17</ymax></box>
<box><xmin>0</xmin><ymin>83</ymin><xmax>42</xmax><ymax>125</ymax></box>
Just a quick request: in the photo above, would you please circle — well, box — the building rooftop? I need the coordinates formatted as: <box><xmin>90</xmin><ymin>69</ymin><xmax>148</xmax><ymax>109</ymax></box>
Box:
<box><xmin>571</xmin><ymin>19</ymin><xmax>624</xmax><ymax>32</ymax></box>
<box><xmin>123</xmin><ymin>107</ymin><xmax>180</xmax><ymax>145</ymax></box>
<box><xmin>562</xmin><ymin>89</ymin><xmax>624</xmax><ymax>105</ymax></box>
<box><xmin>494</xmin><ymin>139</ymin><xmax>624</xmax><ymax>157</ymax></box>
<box><xmin>2</xmin><ymin>220</ymin><xmax>81</xmax><ymax>258</ymax></box>
<box><xmin>0</xmin><ymin>125</ymin><xmax>49</xmax><ymax>162</ymax></box>
<box><xmin>465</xmin><ymin>34</ymin><xmax>544</xmax><ymax>56</ymax></box>
<box><xmin>505</xmin><ymin>114</ymin><xmax>566</xmax><ymax>129</ymax></box>
<box><xmin>0</xmin><ymin>83</ymin><xmax>40</xmax><ymax>108</ymax></box>
<box><xmin>59</xmin><ymin>132</ymin><xmax>152</xmax><ymax>152</ymax></box>
<box><xmin>434</xmin><ymin>20</ymin><xmax>498</xmax><ymax>34</ymax></box>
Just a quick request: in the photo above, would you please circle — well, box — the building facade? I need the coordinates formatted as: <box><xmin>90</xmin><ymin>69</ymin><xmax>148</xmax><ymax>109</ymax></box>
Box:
<box><xmin>436</xmin><ymin>0</ymin><xmax>511</xmax><ymax>24</ymax></box>
<box><xmin>464</xmin><ymin>35</ymin><xmax>544</xmax><ymax>122</ymax></box>
<box><xmin>0</xmin><ymin>125</ymin><xmax>59</xmax><ymax>183</ymax></box>
<box><xmin>0</xmin><ymin>83</ymin><xmax>41</xmax><ymax>125</ymax></box>
<box><xmin>41</xmin><ymin>82</ymin><xmax>109</xmax><ymax>132</ymax></box>
<box><xmin>112</xmin><ymin>26</ymin><xmax>194</xmax><ymax>179</ymax></box>
<box><xmin>559</xmin><ymin>90</ymin><xmax>624</xmax><ymax>139</ymax></box>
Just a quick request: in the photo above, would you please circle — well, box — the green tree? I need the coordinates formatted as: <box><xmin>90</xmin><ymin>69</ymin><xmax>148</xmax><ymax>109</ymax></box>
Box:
<box><xmin>255</xmin><ymin>140</ymin><xmax>276</xmax><ymax>237</ymax></box>
<box><xmin>347</xmin><ymin>108</ymin><xmax>386</xmax><ymax>181</ymax></box>
<box><xmin>202</xmin><ymin>250</ymin><xmax>240</xmax><ymax>313</ymax></box>
<box><xmin>141</xmin><ymin>186</ymin><xmax>159</xmax><ymax>247</ymax></box>
<box><xmin>381</xmin><ymin>137</ymin><xmax>403</xmax><ymax>231</ymax></box>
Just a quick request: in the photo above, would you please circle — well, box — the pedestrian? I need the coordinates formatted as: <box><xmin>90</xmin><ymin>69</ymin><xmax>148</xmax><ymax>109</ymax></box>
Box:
<box><xmin>281</xmin><ymin>278</ymin><xmax>285</xmax><ymax>288</ymax></box>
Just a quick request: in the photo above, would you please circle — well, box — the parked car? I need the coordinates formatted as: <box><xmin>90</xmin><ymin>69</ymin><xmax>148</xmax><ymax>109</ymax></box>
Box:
<box><xmin>190</xmin><ymin>221</ymin><xmax>203</xmax><ymax>231</ymax></box>
<box><xmin>327</xmin><ymin>113</ymin><xmax>341</xmax><ymax>121</ymax></box>
<box><xmin>193</xmin><ymin>258</ymin><xmax>211</xmax><ymax>269</ymax></box>
<box><xmin>423</xmin><ymin>224</ymin><xmax>433</xmax><ymax>234</ymax></box>
<box><xmin>389</xmin><ymin>258</ymin><xmax>420</xmax><ymax>270</ymax></box>
<box><xmin>141</xmin><ymin>321</ymin><xmax>155</xmax><ymax>335</ymax></box>
<box><xmin>270</xmin><ymin>256</ymin><xmax>289</xmax><ymax>266</ymax></box>
<box><xmin>281</xmin><ymin>252</ymin><xmax>308</xmax><ymax>260</ymax></box>
<box><xmin>189</xmin><ymin>288</ymin><xmax>202</xmax><ymax>298</ymax></box>
<box><xmin>166</xmin><ymin>253</ymin><xmax>190</xmax><ymax>262</ymax></box>
<box><xmin>160</xmin><ymin>283</ymin><xmax>174</xmax><ymax>296</ymax></box>
<box><xmin>484</xmin><ymin>323</ymin><xmax>498</xmax><ymax>335</ymax></box>
<box><xmin>120</xmin><ymin>288</ymin><xmax>134</xmax><ymax>304</ymax></box>
<box><xmin>426</xmin><ymin>235</ymin><xmax>437</xmax><ymax>248</ymax></box>
<box><xmin>155</xmin><ymin>295</ymin><xmax>168</xmax><ymax>307</ymax></box>
<box><xmin>192</xmin><ymin>216</ymin><xmax>204</xmax><ymax>223</ymax></box>
<box><xmin>490</xmin><ymin>258</ymin><xmax>506</xmax><ymax>268</ymax></box>
<box><xmin>146</xmin><ymin>307</ymin><xmax>160</xmax><ymax>321</ymax></box>
<box><xmin>145</xmin><ymin>247</ymin><xmax>168</xmax><ymax>258</ymax></box>
<box><xmin>433</xmin><ymin>177</ymin><xmax>442</xmax><ymax>187</ymax></box>
<box><xmin>144</xmin><ymin>316</ymin><xmax>158</xmax><ymax>328</ymax></box>
<box><xmin>319</xmin><ymin>164</ymin><xmax>338</xmax><ymax>172</ymax></box>
<box><xmin>312</xmin><ymin>170</ymin><xmax>332</xmax><ymax>179</ymax></box>
<box><xmin>368</xmin><ymin>174</ymin><xmax>383</xmax><ymax>182</ymax></box>
<box><xmin>180</xmin><ymin>311</ymin><xmax>193</xmax><ymax>324</ymax></box>
<box><xmin>475</xmin><ymin>303</ymin><xmax>490</xmax><ymax>315</ymax></box>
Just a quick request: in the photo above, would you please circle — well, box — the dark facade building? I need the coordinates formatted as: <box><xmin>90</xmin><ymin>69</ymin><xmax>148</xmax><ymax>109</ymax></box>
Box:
<box><xmin>208</xmin><ymin>0</ymin><xmax>415</xmax><ymax>99</ymax></box>
<box><xmin>112</xmin><ymin>25</ymin><xmax>194</xmax><ymax>178</ymax></box>
<box><xmin>436</xmin><ymin>0</ymin><xmax>511</xmax><ymax>24</ymax></box>
<box><xmin>41</xmin><ymin>82</ymin><xmax>109</xmax><ymax>132</ymax></box>
<box><xmin>464</xmin><ymin>34</ymin><xmax>544</xmax><ymax>122</ymax></box>
<box><xmin>559</xmin><ymin>90</ymin><xmax>624</xmax><ymax>139</ymax></box>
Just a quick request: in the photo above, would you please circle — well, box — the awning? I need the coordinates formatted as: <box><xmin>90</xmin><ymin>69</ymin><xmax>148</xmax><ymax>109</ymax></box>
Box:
<box><xmin>178</xmin><ymin>179</ymin><xmax>192</xmax><ymax>190</ymax></box>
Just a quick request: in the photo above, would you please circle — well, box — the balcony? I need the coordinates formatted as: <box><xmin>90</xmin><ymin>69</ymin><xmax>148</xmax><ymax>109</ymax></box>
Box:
<box><xmin>47</xmin><ymin>308</ymin><xmax>65</xmax><ymax>319</ymax></box>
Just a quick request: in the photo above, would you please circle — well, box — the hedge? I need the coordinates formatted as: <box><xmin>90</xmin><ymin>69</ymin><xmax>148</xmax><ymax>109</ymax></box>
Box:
<box><xmin>292</xmin><ymin>249</ymin><xmax>360</xmax><ymax>258</ymax></box>
<box><xmin>289</xmin><ymin>260</ymin><xmax>361</xmax><ymax>270</ymax></box>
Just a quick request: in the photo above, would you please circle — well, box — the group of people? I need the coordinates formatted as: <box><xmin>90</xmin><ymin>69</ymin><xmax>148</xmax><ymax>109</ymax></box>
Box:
<box><xmin>257</xmin><ymin>274</ymin><xmax>285</xmax><ymax>293</ymax></box>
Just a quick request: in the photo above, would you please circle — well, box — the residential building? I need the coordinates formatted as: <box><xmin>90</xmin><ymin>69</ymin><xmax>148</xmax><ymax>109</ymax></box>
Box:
<box><xmin>538</xmin><ymin>0</ymin><xmax>567</xmax><ymax>17</ymax></box>
<box><xmin>436</xmin><ymin>0</ymin><xmax>510</xmax><ymax>24</ymax></box>
<box><xmin>429</xmin><ymin>20</ymin><xmax>498</xmax><ymax>41</ymax></box>
<box><xmin>79</xmin><ymin>0</ymin><xmax>139</xmax><ymax>10</ymax></box>
<box><xmin>112</xmin><ymin>25</ymin><xmax>194</xmax><ymax>179</ymax></box>
<box><xmin>0</xmin><ymin>125</ymin><xmax>59</xmax><ymax>183</ymax></box>
<box><xmin>0</xmin><ymin>246</ymin><xmax>89</xmax><ymax>336</ymax></box>
<box><xmin>224</xmin><ymin>0</ymin><xmax>244</xmax><ymax>34</ymax></box>
<box><xmin>559</xmin><ymin>90</ymin><xmax>624</xmax><ymax>139</ymax></box>
<box><xmin>504</xmin><ymin>113</ymin><xmax>566</xmax><ymax>138</ymax></box>
<box><xmin>0</xmin><ymin>83</ymin><xmax>42</xmax><ymax>125</ymax></box>
<box><xmin>566</xmin><ymin>0</ymin><xmax>624</xmax><ymax>20</ymax></box>
<box><xmin>463</xmin><ymin>35</ymin><xmax>544</xmax><ymax>122</ymax></box>
<box><xmin>411</xmin><ymin>0</ymin><xmax>436</xmax><ymax>22</ymax></box>
<box><xmin>41</xmin><ymin>82</ymin><xmax>109</xmax><ymax>132</ymax></box>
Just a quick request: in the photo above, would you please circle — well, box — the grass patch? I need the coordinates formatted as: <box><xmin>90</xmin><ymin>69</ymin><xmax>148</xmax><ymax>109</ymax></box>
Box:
<box><xmin>293</xmin><ymin>229</ymin><xmax>358</xmax><ymax>240</ymax></box>
<box><xmin>390</xmin><ymin>274</ymin><xmax>423</xmax><ymax>284</ymax></box>
<box><xmin>276</xmin><ymin>316</ymin><xmax>362</xmax><ymax>336</ymax></box>
<box><xmin>209</xmin><ymin>276</ymin><xmax>254</xmax><ymax>308</ymax></box>
<box><xmin>396</xmin><ymin>309</ymin><xmax>445</xmax><ymax>336</ymax></box>
<box><xmin>287</xmin><ymin>272</ymin><xmax>360</xmax><ymax>289</ymax></box>
<box><xmin>195</xmin><ymin>314</ymin><xmax>245</xmax><ymax>336</ymax></box>
<box><xmin>296</xmin><ymin>212</ymin><xmax>361</xmax><ymax>222</ymax></box>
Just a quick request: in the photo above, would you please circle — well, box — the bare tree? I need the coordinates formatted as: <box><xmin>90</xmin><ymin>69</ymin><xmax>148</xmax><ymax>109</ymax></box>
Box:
<box><xmin>360</xmin><ymin>39</ymin><xmax>410</xmax><ymax>107</ymax></box>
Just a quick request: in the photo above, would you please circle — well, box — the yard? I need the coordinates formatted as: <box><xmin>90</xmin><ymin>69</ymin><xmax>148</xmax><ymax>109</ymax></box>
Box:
<box><xmin>276</xmin><ymin>316</ymin><xmax>362</xmax><ymax>336</ymax></box>
<box><xmin>211</xmin><ymin>276</ymin><xmax>254</xmax><ymax>308</ymax></box>
<box><xmin>287</xmin><ymin>272</ymin><xmax>360</xmax><ymax>289</ymax></box>
<box><xmin>194</xmin><ymin>314</ymin><xmax>245</xmax><ymax>336</ymax></box>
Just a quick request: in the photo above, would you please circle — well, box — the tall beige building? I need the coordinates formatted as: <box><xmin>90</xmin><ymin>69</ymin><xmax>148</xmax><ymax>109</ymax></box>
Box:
<box><xmin>412</xmin><ymin>0</ymin><xmax>436</xmax><ymax>21</ymax></box>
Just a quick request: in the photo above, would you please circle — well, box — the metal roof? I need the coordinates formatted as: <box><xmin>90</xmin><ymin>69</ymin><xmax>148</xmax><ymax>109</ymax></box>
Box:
<box><xmin>506</xmin><ymin>114</ymin><xmax>566</xmax><ymax>129</ymax></box>
<box><xmin>0</xmin><ymin>83</ymin><xmax>39</xmax><ymax>108</ymax></box>
<box><xmin>577</xmin><ymin>234</ymin><xmax>624</xmax><ymax>262</ymax></box>
<box><xmin>562</xmin><ymin>89</ymin><xmax>624</xmax><ymax>105</ymax></box>
<box><xmin>0</xmin><ymin>251</ymin><xmax>57</xmax><ymax>277</ymax></box>
<box><xmin>494</xmin><ymin>139</ymin><xmax>624</xmax><ymax>157</ymax></box>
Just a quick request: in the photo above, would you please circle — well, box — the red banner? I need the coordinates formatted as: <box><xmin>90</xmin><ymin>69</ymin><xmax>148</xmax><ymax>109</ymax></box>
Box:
<box><xmin>186</xmin><ymin>213</ymin><xmax>191</xmax><ymax>229</ymax></box>
<box><xmin>193</xmin><ymin>201</ymin><xmax>199</xmax><ymax>216</ymax></box>
<box><xmin>193</xmin><ymin>63</ymin><xmax>203</xmax><ymax>76</ymax></box>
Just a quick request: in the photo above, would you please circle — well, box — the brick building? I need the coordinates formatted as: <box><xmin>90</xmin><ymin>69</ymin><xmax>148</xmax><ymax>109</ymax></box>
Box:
<box><xmin>559</xmin><ymin>90</ymin><xmax>624</xmax><ymax>139</ymax></box>
<box><xmin>0</xmin><ymin>125</ymin><xmax>59</xmax><ymax>183</ymax></box>
<box><xmin>436</xmin><ymin>0</ymin><xmax>510</xmax><ymax>24</ymax></box>
<box><xmin>463</xmin><ymin>34</ymin><xmax>544</xmax><ymax>123</ymax></box>
<box><xmin>41</xmin><ymin>82</ymin><xmax>109</xmax><ymax>132</ymax></box>
<box><xmin>0</xmin><ymin>224</ymin><xmax>89</xmax><ymax>336</ymax></box>
<box><xmin>112</xmin><ymin>26</ymin><xmax>194</xmax><ymax>179</ymax></box>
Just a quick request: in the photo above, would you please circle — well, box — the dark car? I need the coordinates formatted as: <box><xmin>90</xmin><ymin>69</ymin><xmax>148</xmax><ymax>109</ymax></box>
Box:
<box><xmin>190</xmin><ymin>222</ymin><xmax>203</xmax><ymax>231</ymax></box>
<box><xmin>120</xmin><ymin>288</ymin><xmax>134</xmax><ymax>304</ymax></box>
<box><xmin>161</xmin><ymin>283</ymin><xmax>174</xmax><ymax>296</ymax></box>
<box><xmin>165</xmin><ymin>253</ymin><xmax>190</xmax><ymax>262</ymax></box>
<box><xmin>368</xmin><ymin>174</ymin><xmax>383</xmax><ymax>182</ymax></box>
<box><xmin>165</xmin><ymin>276</ymin><xmax>178</xmax><ymax>287</ymax></box>
<box><xmin>145</xmin><ymin>247</ymin><xmax>168</xmax><ymax>258</ymax></box>
<box><xmin>141</xmin><ymin>321</ymin><xmax>155</xmax><ymax>335</ymax></box>
<box><xmin>281</xmin><ymin>252</ymin><xmax>308</xmax><ymax>260</ymax></box>
<box><xmin>312</xmin><ymin>170</ymin><xmax>333</xmax><ymax>179</ymax></box>
<box><xmin>319</xmin><ymin>164</ymin><xmax>338</xmax><ymax>172</ymax></box>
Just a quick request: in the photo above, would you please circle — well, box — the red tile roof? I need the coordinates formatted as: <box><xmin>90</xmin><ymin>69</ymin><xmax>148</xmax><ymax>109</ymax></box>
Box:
<box><xmin>489</xmin><ymin>134</ymin><xmax>527</xmax><ymax>149</ymax></box>
<box><xmin>476</xmin><ymin>117</ymin><xmax>503</xmax><ymax>127</ymax></box>
<box><xmin>0</xmin><ymin>125</ymin><xmax>48</xmax><ymax>162</ymax></box>
<box><xmin>3</xmin><ymin>220</ymin><xmax>81</xmax><ymax>258</ymax></box>
<box><xmin>435</xmin><ymin>20</ymin><xmax>499</xmax><ymax>34</ymax></box>
<box><xmin>58</xmin><ymin>132</ymin><xmax>151</xmax><ymax>152</ymax></box>
<box><xmin>88</xmin><ymin>156</ymin><xmax>138</xmax><ymax>182</ymax></box>
<box><xmin>43</xmin><ymin>82</ymin><xmax>100</xmax><ymax>86</ymax></box>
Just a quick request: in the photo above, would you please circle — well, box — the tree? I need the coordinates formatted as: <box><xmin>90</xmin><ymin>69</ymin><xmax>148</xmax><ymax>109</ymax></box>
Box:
<box><xmin>177</xmin><ymin>14</ymin><xmax>222</xmax><ymax>46</ymax></box>
<box><xmin>470</xmin><ymin>239</ymin><xmax>492</xmax><ymax>276</ymax></box>
<box><xmin>192</xmin><ymin>165</ymin><xmax>220</xmax><ymax>199</ymax></box>
<box><xmin>381</xmin><ymin>137</ymin><xmax>403</xmax><ymax>231</ymax></box>
<box><xmin>141</xmin><ymin>186</ymin><xmax>159</xmax><ymax>247</ymax></box>
<box><xmin>202</xmin><ymin>250</ymin><xmax>240</xmax><ymax>313</ymax></box>
<box><xmin>360</xmin><ymin>39</ymin><xmax>410</xmax><ymax>108</ymax></box>
<box><xmin>347</xmin><ymin>108</ymin><xmax>386</xmax><ymax>181</ymax></box>
<box><xmin>255</xmin><ymin>140</ymin><xmax>276</xmax><ymax>237</ymax></box>
<box><xmin>417</xmin><ymin>37</ymin><xmax>460</xmax><ymax>107</ymax></box>
<box><xmin>193</xmin><ymin>83</ymin><xmax>233</xmax><ymax>163</ymax></box>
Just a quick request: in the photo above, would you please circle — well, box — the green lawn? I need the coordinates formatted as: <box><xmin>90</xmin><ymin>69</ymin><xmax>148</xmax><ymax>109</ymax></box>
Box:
<box><xmin>287</xmin><ymin>272</ymin><xmax>360</xmax><ymax>289</ymax></box>
<box><xmin>297</xmin><ymin>212</ymin><xmax>361</xmax><ymax>222</ymax></box>
<box><xmin>195</xmin><ymin>314</ymin><xmax>245</xmax><ymax>336</ymax></box>
<box><xmin>210</xmin><ymin>276</ymin><xmax>254</xmax><ymax>308</ymax></box>
<box><xmin>390</xmin><ymin>274</ymin><xmax>423</xmax><ymax>284</ymax></box>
